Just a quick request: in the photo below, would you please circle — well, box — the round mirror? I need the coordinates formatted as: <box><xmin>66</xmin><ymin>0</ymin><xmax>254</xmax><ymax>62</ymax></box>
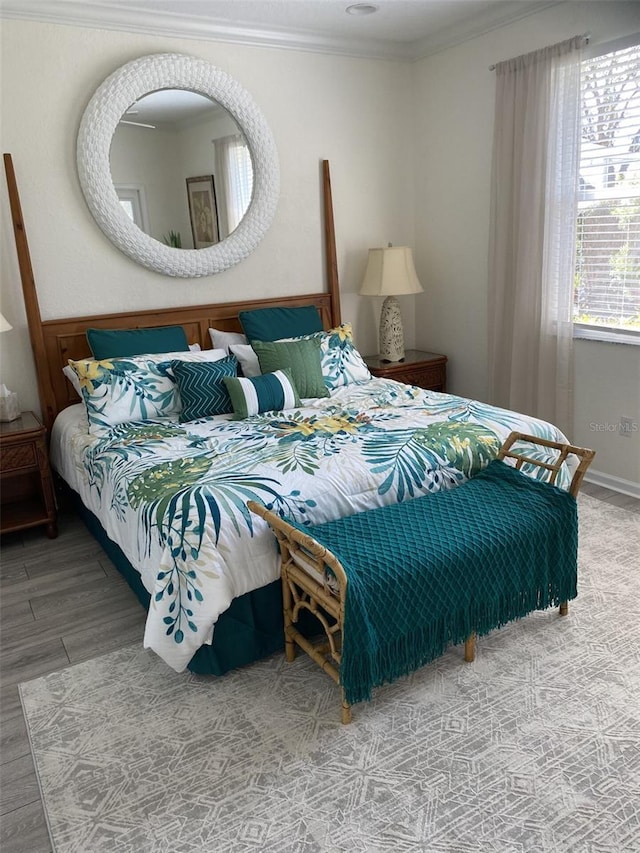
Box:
<box><xmin>77</xmin><ymin>54</ymin><xmax>279</xmax><ymax>277</ymax></box>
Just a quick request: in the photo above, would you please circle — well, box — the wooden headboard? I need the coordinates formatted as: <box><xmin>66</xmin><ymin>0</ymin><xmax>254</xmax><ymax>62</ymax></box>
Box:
<box><xmin>4</xmin><ymin>156</ymin><xmax>341</xmax><ymax>434</ymax></box>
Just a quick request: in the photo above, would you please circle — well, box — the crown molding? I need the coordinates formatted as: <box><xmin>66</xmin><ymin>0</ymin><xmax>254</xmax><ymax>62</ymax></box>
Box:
<box><xmin>0</xmin><ymin>0</ymin><xmax>409</xmax><ymax>60</ymax></box>
<box><xmin>0</xmin><ymin>0</ymin><xmax>562</xmax><ymax>62</ymax></box>
<box><xmin>411</xmin><ymin>2</ymin><xmax>561</xmax><ymax>60</ymax></box>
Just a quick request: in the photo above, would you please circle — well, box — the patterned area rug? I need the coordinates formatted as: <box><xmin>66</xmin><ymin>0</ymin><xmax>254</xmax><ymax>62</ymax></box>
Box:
<box><xmin>20</xmin><ymin>495</ymin><xmax>640</xmax><ymax>853</ymax></box>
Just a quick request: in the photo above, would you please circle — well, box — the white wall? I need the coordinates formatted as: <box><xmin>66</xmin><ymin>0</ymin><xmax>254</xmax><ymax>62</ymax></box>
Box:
<box><xmin>411</xmin><ymin>1</ymin><xmax>640</xmax><ymax>486</ymax></box>
<box><xmin>574</xmin><ymin>338</ymin><xmax>640</xmax><ymax>490</ymax></box>
<box><xmin>0</xmin><ymin>18</ymin><xmax>414</xmax><ymax>415</ymax></box>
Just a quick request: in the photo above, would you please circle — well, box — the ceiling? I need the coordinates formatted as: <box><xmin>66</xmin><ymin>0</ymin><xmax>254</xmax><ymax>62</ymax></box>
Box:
<box><xmin>119</xmin><ymin>90</ymin><xmax>228</xmax><ymax>128</ymax></box>
<box><xmin>0</xmin><ymin>0</ymin><xmax>562</xmax><ymax>60</ymax></box>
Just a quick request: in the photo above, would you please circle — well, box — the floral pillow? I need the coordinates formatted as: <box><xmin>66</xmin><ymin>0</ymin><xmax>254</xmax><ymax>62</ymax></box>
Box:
<box><xmin>68</xmin><ymin>349</ymin><xmax>227</xmax><ymax>436</ymax></box>
<box><xmin>280</xmin><ymin>323</ymin><xmax>371</xmax><ymax>391</ymax></box>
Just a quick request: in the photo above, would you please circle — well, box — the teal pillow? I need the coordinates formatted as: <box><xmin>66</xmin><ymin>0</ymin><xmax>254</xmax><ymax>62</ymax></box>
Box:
<box><xmin>238</xmin><ymin>306</ymin><xmax>323</xmax><ymax>343</ymax></box>
<box><xmin>171</xmin><ymin>356</ymin><xmax>237</xmax><ymax>422</ymax></box>
<box><xmin>223</xmin><ymin>369</ymin><xmax>301</xmax><ymax>419</ymax></box>
<box><xmin>251</xmin><ymin>338</ymin><xmax>329</xmax><ymax>399</ymax></box>
<box><xmin>87</xmin><ymin>325</ymin><xmax>189</xmax><ymax>360</ymax></box>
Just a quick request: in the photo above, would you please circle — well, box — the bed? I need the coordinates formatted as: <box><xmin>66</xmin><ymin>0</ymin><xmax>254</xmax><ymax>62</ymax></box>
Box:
<box><xmin>7</xmin><ymin>158</ymin><xmax>577</xmax><ymax>677</ymax></box>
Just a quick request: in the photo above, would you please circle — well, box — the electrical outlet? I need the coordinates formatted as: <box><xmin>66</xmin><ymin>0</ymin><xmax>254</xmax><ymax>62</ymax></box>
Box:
<box><xmin>619</xmin><ymin>416</ymin><xmax>634</xmax><ymax>438</ymax></box>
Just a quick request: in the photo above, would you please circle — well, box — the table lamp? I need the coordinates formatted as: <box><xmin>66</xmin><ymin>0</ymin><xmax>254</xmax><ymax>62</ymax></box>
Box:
<box><xmin>359</xmin><ymin>246</ymin><xmax>423</xmax><ymax>362</ymax></box>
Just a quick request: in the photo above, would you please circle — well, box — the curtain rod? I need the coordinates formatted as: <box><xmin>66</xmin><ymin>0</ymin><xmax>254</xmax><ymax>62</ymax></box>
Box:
<box><xmin>489</xmin><ymin>34</ymin><xmax>590</xmax><ymax>71</ymax></box>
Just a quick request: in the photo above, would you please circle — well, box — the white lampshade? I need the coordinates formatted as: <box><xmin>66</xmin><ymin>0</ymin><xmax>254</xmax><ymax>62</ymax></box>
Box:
<box><xmin>0</xmin><ymin>312</ymin><xmax>12</xmax><ymax>333</ymax></box>
<box><xmin>359</xmin><ymin>246</ymin><xmax>423</xmax><ymax>297</ymax></box>
<box><xmin>359</xmin><ymin>246</ymin><xmax>423</xmax><ymax>362</ymax></box>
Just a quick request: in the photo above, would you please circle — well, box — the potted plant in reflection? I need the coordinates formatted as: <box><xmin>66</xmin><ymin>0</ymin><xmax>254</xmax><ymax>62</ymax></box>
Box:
<box><xmin>162</xmin><ymin>230</ymin><xmax>182</xmax><ymax>248</ymax></box>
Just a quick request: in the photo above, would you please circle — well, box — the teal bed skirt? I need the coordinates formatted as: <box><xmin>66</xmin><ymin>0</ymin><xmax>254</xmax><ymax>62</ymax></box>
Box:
<box><xmin>72</xmin><ymin>491</ymin><xmax>287</xmax><ymax>675</ymax></box>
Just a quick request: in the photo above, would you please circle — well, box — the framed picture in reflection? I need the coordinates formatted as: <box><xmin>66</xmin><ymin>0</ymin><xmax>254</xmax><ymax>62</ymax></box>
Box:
<box><xmin>186</xmin><ymin>175</ymin><xmax>220</xmax><ymax>248</ymax></box>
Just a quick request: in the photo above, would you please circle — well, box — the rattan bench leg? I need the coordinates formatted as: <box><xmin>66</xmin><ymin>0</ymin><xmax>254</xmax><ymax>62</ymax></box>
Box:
<box><xmin>341</xmin><ymin>691</ymin><xmax>352</xmax><ymax>725</ymax></box>
<box><xmin>285</xmin><ymin>632</ymin><xmax>297</xmax><ymax>662</ymax></box>
<box><xmin>464</xmin><ymin>632</ymin><xmax>476</xmax><ymax>662</ymax></box>
<box><xmin>282</xmin><ymin>576</ymin><xmax>297</xmax><ymax>661</ymax></box>
<box><xmin>559</xmin><ymin>601</ymin><xmax>569</xmax><ymax>617</ymax></box>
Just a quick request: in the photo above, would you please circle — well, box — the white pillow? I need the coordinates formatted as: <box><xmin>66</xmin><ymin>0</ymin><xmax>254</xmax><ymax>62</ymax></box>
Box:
<box><xmin>162</xmin><ymin>348</ymin><xmax>227</xmax><ymax>379</ymax></box>
<box><xmin>63</xmin><ymin>348</ymin><xmax>226</xmax><ymax>399</ymax></box>
<box><xmin>63</xmin><ymin>364</ymin><xmax>83</xmax><ymax>397</ymax></box>
<box><xmin>209</xmin><ymin>328</ymin><xmax>247</xmax><ymax>353</ymax></box>
<box><xmin>229</xmin><ymin>344</ymin><xmax>261</xmax><ymax>378</ymax></box>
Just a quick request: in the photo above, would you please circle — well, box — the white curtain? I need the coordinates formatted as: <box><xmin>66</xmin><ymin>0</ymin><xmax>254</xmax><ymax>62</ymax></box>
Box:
<box><xmin>214</xmin><ymin>134</ymin><xmax>254</xmax><ymax>238</ymax></box>
<box><xmin>488</xmin><ymin>35</ymin><xmax>586</xmax><ymax>437</ymax></box>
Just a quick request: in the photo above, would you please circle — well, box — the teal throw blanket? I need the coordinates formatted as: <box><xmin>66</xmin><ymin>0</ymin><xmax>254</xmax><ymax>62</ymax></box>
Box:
<box><xmin>301</xmin><ymin>460</ymin><xmax>578</xmax><ymax>705</ymax></box>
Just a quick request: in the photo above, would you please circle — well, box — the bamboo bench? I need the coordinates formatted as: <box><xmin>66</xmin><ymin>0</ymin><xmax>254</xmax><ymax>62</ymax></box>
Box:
<box><xmin>248</xmin><ymin>432</ymin><xmax>595</xmax><ymax>723</ymax></box>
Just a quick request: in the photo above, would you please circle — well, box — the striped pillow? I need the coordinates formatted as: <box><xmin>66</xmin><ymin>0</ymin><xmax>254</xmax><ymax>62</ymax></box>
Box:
<box><xmin>223</xmin><ymin>369</ymin><xmax>301</xmax><ymax>419</ymax></box>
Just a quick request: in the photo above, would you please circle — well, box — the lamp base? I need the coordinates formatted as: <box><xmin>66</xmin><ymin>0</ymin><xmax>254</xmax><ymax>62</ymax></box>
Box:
<box><xmin>379</xmin><ymin>295</ymin><xmax>405</xmax><ymax>362</ymax></box>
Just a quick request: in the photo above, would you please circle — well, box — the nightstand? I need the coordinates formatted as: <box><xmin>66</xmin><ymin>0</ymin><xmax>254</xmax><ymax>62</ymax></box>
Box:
<box><xmin>364</xmin><ymin>350</ymin><xmax>447</xmax><ymax>392</ymax></box>
<box><xmin>0</xmin><ymin>411</ymin><xmax>57</xmax><ymax>538</ymax></box>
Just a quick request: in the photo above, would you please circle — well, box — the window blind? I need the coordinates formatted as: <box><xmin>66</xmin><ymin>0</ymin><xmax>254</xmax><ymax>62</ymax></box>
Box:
<box><xmin>574</xmin><ymin>41</ymin><xmax>640</xmax><ymax>332</ymax></box>
<box><xmin>226</xmin><ymin>135</ymin><xmax>254</xmax><ymax>234</ymax></box>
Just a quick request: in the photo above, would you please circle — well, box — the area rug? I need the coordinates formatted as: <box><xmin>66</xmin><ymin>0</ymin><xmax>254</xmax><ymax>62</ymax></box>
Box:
<box><xmin>20</xmin><ymin>495</ymin><xmax>640</xmax><ymax>853</ymax></box>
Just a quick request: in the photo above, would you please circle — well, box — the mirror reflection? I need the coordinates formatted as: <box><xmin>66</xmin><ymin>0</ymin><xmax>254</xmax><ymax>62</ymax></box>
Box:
<box><xmin>109</xmin><ymin>90</ymin><xmax>254</xmax><ymax>250</ymax></box>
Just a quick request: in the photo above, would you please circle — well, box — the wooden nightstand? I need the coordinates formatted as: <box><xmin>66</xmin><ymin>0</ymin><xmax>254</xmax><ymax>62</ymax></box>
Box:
<box><xmin>0</xmin><ymin>411</ymin><xmax>57</xmax><ymax>538</ymax></box>
<box><xmin>364</xmin><ymin>350</ymin><xmax>448</xmax><ymax>392</ymax></box>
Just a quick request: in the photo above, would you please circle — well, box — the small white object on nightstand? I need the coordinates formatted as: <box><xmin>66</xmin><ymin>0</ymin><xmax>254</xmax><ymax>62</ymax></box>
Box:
<box><xmin>0</xmin><ymin>383</ymin><xmax>19</xmax><ymax>422</ymax></box>
<box><xmin>0</xmin><ymin>312</ymin><xmax>20</xmax><ymax>421</ymax></box>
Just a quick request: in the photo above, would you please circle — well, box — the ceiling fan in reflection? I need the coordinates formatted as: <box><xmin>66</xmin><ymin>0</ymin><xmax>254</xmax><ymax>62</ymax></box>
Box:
<box><xmin>118</xmin><ymin>109</ymin><xmax>156</xmax><ymax>130</ymax></box>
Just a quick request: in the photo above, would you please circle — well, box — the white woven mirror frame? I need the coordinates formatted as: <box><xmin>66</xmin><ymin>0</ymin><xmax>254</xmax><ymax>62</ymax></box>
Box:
<box><xmin>77</xmin><ymin>53</ymin><xmax>280</xmax><ymax>277</ymax></box>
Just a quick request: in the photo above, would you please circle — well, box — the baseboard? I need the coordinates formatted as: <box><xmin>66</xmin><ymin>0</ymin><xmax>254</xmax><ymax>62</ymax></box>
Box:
<box><xmin>584</xmin><ymin>469</ymin><xmax>640</xmax><ymax>499</ymax></box>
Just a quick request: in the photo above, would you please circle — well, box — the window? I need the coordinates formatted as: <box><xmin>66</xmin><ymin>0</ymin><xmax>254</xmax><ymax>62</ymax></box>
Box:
<box><xmin>214</xmin><ymin>134</ymin><xmax>254</xmax><ymax>238</ymax></box>
<box><xmin>225</xmin><ymin>136</ymin><xmax>253</xmax><ymax>233</ymax></box>
<box><xmin>114</xmin><ymin>185</ymin><xmax>149</xmax><ymax>233</ymax></box>
<box><xmin>119</xmin><ymin>198</ymin><xmax>136</xmax><ymax>221</ymax></box>
<box><xmin>574</xmin><ymin>39</ymin><xmax>640</xmax><ymax>343</ymax></box>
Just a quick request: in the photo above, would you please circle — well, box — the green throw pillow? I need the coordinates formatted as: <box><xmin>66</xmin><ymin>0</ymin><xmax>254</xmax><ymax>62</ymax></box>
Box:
<box><xmin>223</xmin><ymin>369</ymin><xmax>301</xmax><ymax>419</ymax></box>
<box><xmin>87</xmin><ymin>325</ymin><xmax>189</xmax><ymax>360</ymax></box>
<box><xmin>171</xmin><ymin>355</ymin><xmax>237</xmax><ymax>422</ymax></box>
<box><xmin>251</xmin><ymin>338</ymin><xmax>329</xmax><ymax>399</ymax></box>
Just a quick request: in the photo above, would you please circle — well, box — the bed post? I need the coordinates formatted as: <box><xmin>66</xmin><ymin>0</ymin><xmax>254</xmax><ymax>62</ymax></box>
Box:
<box><xmin>322</xmin><ymin>160</ymin><xmax>341</xmax><ymax>327</ymax></box>
<box><xmin>3</xmin><ymin>153</ymin><xmax>55</xmax><ymax>433</ymax></box>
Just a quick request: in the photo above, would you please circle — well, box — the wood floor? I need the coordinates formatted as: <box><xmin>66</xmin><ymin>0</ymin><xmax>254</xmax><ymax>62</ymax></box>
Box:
<box><xmin>0</xmin><ymin>498</ymin><xmax>147</xmax><ymax>853</ymax></box>
<box><xmin>0</xmin><ymin>483</ymin><xmax>638</xmax><ymax>853</ymax></box>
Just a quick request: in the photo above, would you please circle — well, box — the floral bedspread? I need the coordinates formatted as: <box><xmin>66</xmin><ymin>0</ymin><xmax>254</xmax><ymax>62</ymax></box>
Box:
<box><xmin>67</xmin><ymin>378</ymin><xmax>571</xmax><ymax>671</ymax></box>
